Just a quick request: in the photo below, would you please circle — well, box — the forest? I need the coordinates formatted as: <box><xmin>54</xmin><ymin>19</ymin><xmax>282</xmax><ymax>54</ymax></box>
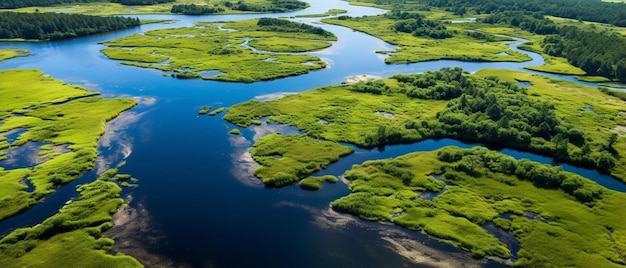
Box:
<box><xmin>230</xmin><ymin>0</ymin><xmax>306</xmax><ymax>13</ymax></box>
<box><xmin>0</xmin><ymin>12</ymin><xmax>140</xmax><ymax>40</ymax></box>
<box><xmin>170</xmin><ymin>4</ymin><xmax>225</xmax><ymax>15</ymax></box>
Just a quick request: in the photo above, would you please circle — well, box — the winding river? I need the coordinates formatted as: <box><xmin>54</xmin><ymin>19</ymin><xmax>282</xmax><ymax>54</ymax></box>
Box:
<box><xmin>1</xmin><ymin>0</ymin><xmax>625</xmax><ymax>267</ymax></box>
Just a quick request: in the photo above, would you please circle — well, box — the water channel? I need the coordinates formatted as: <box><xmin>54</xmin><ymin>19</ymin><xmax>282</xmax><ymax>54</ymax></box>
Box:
<box><xmin>1</xmin><ymin>0</ymin><xmax>625</xmax><ymax>266</ymax></box>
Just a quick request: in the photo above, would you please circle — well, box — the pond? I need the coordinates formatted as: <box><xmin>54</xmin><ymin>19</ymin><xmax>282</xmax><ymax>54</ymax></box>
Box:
<box><xmin>0</xmin><ymin>0</ymin><xmax>624</xmax><ymax>267</ymax></box>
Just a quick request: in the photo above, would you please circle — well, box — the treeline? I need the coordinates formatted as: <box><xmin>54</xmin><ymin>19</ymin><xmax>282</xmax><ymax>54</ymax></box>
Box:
<box><xmin>423</xmin><ymin>0</ymin><xmax>626</xmax><ymax>27</ymax></box>
<box><xmin>229</xmin><ymin>0</ymin><xmax>306</xmax><ymax>13</ymax></box>
<box><xmin>483</xmin><ymin>11</ymin><xmax>626</xmax><ymax>82</ymax></box>
<box><xmin>438</xmin><ymin>147</ymin><xmax>604</xmax><ymax>202</ymax></box>
<box><xmin>351</xmin><ymin>68</ymin><xmax>617</xmax><ymax>173</ymax></box>
<box><xmin>256</xmin><ymin>18</ymin><xmax>334</xmax><ymax>37</ymax></box>
<box><xmin>387</xmin><ymin>10</ymin><xmax>453</xmax><ymax>39</ymax></box>
<box><xmin>0</xmin><ymin>12</ymin><xmax>140</xmax><ymax>40</ymax></box>
<box><xmin>170</xmin><ymin>4</ymin><xmax>224</xmax><ymax>15</ymax></box>
<box><xmin>0</xmin><ymin>0</ymin><xmax>172</xmax><ymax>8</ymax></box>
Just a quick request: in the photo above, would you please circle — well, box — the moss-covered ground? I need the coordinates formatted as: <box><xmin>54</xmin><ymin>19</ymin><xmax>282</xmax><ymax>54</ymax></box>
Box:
<box><xmin>5</xmin><ymin>0</ymin><xmax>306</xmax><ymax>16</ymax></box>
<box><xmin>250</xmin><ymin>134</ymin><xmax>353</xmax><ymax>187</ymax></box>
<box><xmin>0</xmin><ymin>169</ymin><xmax>141</xmax><ymax>267</ymax></box>
<box><xmin>102</xmin><ymin>18</ymin><xmax>334</xmax><ymax>83</ymax></box>
<box><xmin>0</xmin><ymin>48</ymin><xmax>29</xmax><ymax>62</ymax></box>
<box><xmin>332</xmin><ymin>146</ymin><xmax>626</xmax><ymax>266</ymax></box>
<box><xmin>0</xmin><ymin>69</ymin><xmax>136</xmax><ymax>221</ymax></box>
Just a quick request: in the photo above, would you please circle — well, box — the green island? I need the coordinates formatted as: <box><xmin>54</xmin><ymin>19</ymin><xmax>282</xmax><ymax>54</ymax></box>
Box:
<box><xmin>225</xmin><ymin>67</ymin><xmax>626</xmax><ymax>265</ymax></box>
<box><xmin>0</xmin><ymin>48</ymin><xmax>29</xmax><ymax>61</ymax></box>
<box><xmin>0</xmin><ymin>168</ymin><xmax>141</xmax><ymax>267</ymax></box>
<box><xmin>0</xmin><ymin>69</ymin><xmax>136</xmax><ymax>221</ymax></box>
<box><xmin>294</xmin><ymin>8</ymin><xmax>348</xmax><ymax>18</ymax></box>
<box><xmin>250</xmin><ymin>134</ymin><xmax>353</xmax><ymax>187</ymax></box>
<box><xmin>2</xmin><ymin>0</ymin><xmax>308</xmax><ymax>16</ymax></box>
<box><xmin>332</xmin><ymin>146</ymin><xmax>626</xmax><ymax>266</ymax></box>
<box><xmin>102</xmin><ymin>18</ymin><xmax>335</xmax><ymax>82</ymax></box>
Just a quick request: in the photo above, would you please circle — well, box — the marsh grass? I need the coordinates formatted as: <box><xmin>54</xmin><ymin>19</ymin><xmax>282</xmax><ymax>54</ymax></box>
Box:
<box><xmin>332</xmin><ymin>146</ymin><xmax>626</xmax><ymax>266</ymax></box>
<box><xmin>208</xmin><ymin>107</ymin><xmax>225</xmax><ymax>116</ymax></box>
<box><xmin>0</xmin><ymin>48</ymin><xmax>29</xmax><ymax>62</ymax></box>
<box><xmin>102</xmin><ymin>19</ymin><xmax>334</xmax><ymax>82</ymax></box>
<box><xmin>0</xmin><ymin>69</ymin><xmax>136</xmax><ymax>221</ymax></box>
<box><xmin>0</xmin><ymin>169</ymin><xmax>141</xmax><ymax>267</ymax></box>
<box><xmin>322</xmin><ymin>14</ymin><xmax>532</xmax><ymax>64</ymax></box>
<box><xmin>250</xmin><ymin>134</ymin><xmax>353</xmax><ymax>187</ymax></box>
<box><xmin>299</xmin><ymin>175</ymin><xmax>338</xmax><ymax>190</ymax></box>
<box><xmin>229</xmin><ymin>128</ymin><xmax>241</xmax><ymax>135</ymax></box>
<box><xmin>198</xmin><ymin>106</ymin><xmax>212</xmax><ymax>115</ymax></box>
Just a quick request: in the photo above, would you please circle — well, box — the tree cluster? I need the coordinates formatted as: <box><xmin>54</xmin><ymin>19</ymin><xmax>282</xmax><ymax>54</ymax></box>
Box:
<box><xmin>424</xmin><ymin>0</ymin><xmax>626</xmax><ymax>27</ymax></box>
<box><xmin>231</xmin><ymin>0</ymin><xmax>306</xmax><ymax>13</ymax></box>
<box><xmin>170</xmin><ymin>4</ymin><xmax>224</xmax><ymax>15</ymax></box>
<box><xmin>388</xmin><ymin>10</ymin><xmax>453</xmax><ymax>39</ymax></box>
<box><xmin>482</xmin><ymin>11</ymin><xmax>558</xmax><ymax>35</ymax></box>
<box><xmin>256</xmin><ymin>17</ymin><xmax>334</xmax><ymax>37</ymax></box>
<box><xmin>438</xmin><ymin>147</ymin><xmax>604</xmax><ymax>202</ymax></box>
<box><xmin>0</xmin><ymin>12</ymin><xmax>140</xmax><ymax>40</ymax></box>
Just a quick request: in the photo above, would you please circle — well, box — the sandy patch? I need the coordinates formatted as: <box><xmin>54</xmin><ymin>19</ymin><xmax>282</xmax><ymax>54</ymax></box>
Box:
<box><xmin>614</xmin><ymin>125</ymin><xmax>626</xmax><ymax>133</ymax></box>
<box><xmin>345</xmin><ymin>74</ymin><xmax>381</xmax><ymax>84</ymax></box>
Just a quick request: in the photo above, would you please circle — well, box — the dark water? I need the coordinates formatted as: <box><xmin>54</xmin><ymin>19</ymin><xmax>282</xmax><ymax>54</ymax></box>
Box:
<box><xmin>1</xmin><ymin>0</ymin><xmax>625</xmax><ymax>267</ymax></box>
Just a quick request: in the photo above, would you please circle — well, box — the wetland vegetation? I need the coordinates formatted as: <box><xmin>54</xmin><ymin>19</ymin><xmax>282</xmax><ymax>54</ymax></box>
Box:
<box><xmin>0</xmin><ymin>69</ymin><xmax>136</xmax><ymax>221</ymax></box>
<box><xmin>102</xmin><ymin>18</ymin><xmax>334</xmax><ymax>82</ymax></box>
<box><xmin>0</xmin><ymin>48</ymin><xmax>28</xmax><ymax>62</ymax></box>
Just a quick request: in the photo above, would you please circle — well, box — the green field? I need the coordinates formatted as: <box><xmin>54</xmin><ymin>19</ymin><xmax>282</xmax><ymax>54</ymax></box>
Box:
<box><xmin>0</xmin><ymin>48</ymin><xmax>29</xmax><ymax>62</ymax></box>
<box><xmin>102</xmin><ymin>18</ymin><xmax>335</xmax><ymax>83</ymax></box>
<box><xmin>4</xmin><ymin>0</ymin><xmax>307</xmax><ymax>16</ymax></box>
<box><xmin>0</xmin><ymin>69</ymin><xmax>136</xmax><ymax>221</ymax></box>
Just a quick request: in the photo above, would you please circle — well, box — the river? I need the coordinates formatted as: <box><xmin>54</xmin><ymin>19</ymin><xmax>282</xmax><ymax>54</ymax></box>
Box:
<box><xmin>0</xmin><ymin>0</ymin><xmax>625</xmax><ymax>267</ymax></box>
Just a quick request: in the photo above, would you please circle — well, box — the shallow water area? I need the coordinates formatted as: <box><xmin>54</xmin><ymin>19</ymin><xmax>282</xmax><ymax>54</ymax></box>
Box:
<box><xmin>0</xmin><ymin>0</ymin><xmax>624</xmax><ymax>266</ymax></box>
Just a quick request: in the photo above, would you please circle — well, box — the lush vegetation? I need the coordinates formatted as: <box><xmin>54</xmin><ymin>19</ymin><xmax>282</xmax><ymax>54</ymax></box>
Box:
<box><xmin>0</xmin><ymin>169</ymin><xmax>141</xmax><ymax>267</ymax></box>
<box><xmin>0</xmin><ymin>48</ymin><xmax>29</xmax><ymax>61</ymax></box>
<box><xmin>0</xmin><ymin>69</ymin><xmax>136</xmax><ymax>221</ymax></box>
<box><xmin>299</xmin><ymin>175</ymin><xmax>339</xmax><ymax>190</ymax></box>
<box><xmin>102</xmin><ymin>19</ymin><xmax>334</xmax><ymax>82</ymax></box>
<box><xmin>332</xmin><ymin>146</ymin><xmax>626</xmax><ymax>265</ymax></box>
<box><xmin>225</xmin><ymin>68</ymin><xmax>626</xmax><ymax>180</ymax></box>
<box><xmin>230</xmin><ymin>0</ymin><xmax>307</xmax><ymax>13</ymax></box>
<box><xmin>250</xmin><ymin>134</ymin><xmax>353</xmax><ymax>187</ymax></box>
<box><xmin>170</xmin><ymin>4</ymin><xmax>224</xmax><ymax>15</ymax></box>
<box><xmin>0</xmin><ymin>0</ymin><xmax>172</xmax><ymax>8</ymax></box>
<box><xmin>0</xmin><ymin>12</ymin><xmax>140</xmax><ymax>41</ymax></box>
<box><xmin>323</xmin><ymin>12</ymin><xmax>531</xmax><ymax>63</ymax></box>
<box><xmin>111</xmin><ymin>0</ymin><xmax>173</xmax><ymax>5</ymax></box>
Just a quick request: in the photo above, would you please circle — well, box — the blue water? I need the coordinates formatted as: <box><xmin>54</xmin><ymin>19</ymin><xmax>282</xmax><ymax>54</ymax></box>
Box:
<box><xmin>0</xmin><ymin>0</ymin><xmax>625</xmax><ymax>266</ymax></box>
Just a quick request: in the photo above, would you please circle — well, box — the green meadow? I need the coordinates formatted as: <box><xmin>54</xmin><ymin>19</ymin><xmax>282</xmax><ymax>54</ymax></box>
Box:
<box><xmin>0</xmin><ymin>169</ymin><xmax>141</xmax><ymax>267</ymax></box>
<box><xmin>102</xmin><ymin>18</ymin><xmax>335</xmax><ymax>83</ymax></box>
<box><xmin>0</xmin><ymin>48</ymin><xmax>29</xmax><ymax>62</ymax></box>
<box><xmin>250</xmin><ymin>134</ymin><xmax>353</xmax><ymax>187</ymax></box>
<box><xmin>333</xmin><ymin>146</ymin><xmax>626</xmax><ymax>266</ymax></box>
<box><xmin>0</xmin><ymin>69</ymin><xmax>136</xmax><ymax>221</ymax></box>
<box><xmin>5</xmin><ymin>0</ymin><xmax>306</xmax><ymax>16</ymax></box>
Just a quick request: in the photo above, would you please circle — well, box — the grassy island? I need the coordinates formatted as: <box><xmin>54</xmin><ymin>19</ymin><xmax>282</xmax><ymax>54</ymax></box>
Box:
<box><xmin>0</xmin><ymin>48</ymin><xmax>29</xmax><ymax>62</ymax></box>
<box><xmin>0</xmin><ymin>169</ymin><xmax>141</xmax><ymax>267</ymax></box>
<box><xmin>333</xmin><ymin>146</ymin><xmax>626</xmax><ymax>266</ymax></box>
<box><xmin>0</xmin><ymin>69</ymin><xmax>136</xmax><ymax>221</ymax></box>
<box><xmin>250</xmin><ymin>134</ymin><xmax>353</xmax><ymax>187</ymax></box>
<box><xmin>225</xmin><ymin>68</ymin><xmax>626</xmax><ymax>265</ymax></box>
<box><xmin>102</xmin><ymin>18</ymin><xmax>335</xmax><ymax>83</ymax></box>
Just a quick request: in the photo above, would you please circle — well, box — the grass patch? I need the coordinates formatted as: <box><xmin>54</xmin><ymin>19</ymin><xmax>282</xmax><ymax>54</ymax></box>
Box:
<box><xmin>0</xmin><ymin>169</ymin><xmax>141</xmax><ymax>267</ymax></box>
<box><xmin>0</xmin><ymin>69</ymin><xmax>136</xmax><ymax>221</ymax></box>
<box><xmin>250</xmin><ymin>134</ymin><xmax>353</xmax><ymax>187</ymax></box>
<box><xmin>519</xmin><ymin>41</ymin><xmax>586</xmax><ymax>75</ymax></box>
<box><xmin>299</xmin><ymin>175</ymin><xmax>338</xmax><ymax>190</ymax></box>
<box><xmin>208</xmin><ymin>107</ymin><xmax>225</xmax><ymax>116</ymax></box>
<box><xmin>575</xmin><ymin>75</ymin><xmax>612</xmax><ymax>83</ymax></box>
<box><xmin>0</xmin><ymin>48</ymin><xmax>29</xmax><ymax>62</ymax></box>
<box><xmin>198</xmin><ymin>106</ymin><xmax>212</xmax><ymax>115</ymax></box>
<box><xmin>102</xmin><ymin>19</ymin><xmax>334</xmax><ymax>82</ymax></box>
<box><xmin>332</xmin><ymin>146</ymin><xmax>626</xmax><ymax>266</ymax></box>
<box><xmin>229</xmin><ymin>128</ymin><xmax>241</xmax><ymax>135</ymax></box>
